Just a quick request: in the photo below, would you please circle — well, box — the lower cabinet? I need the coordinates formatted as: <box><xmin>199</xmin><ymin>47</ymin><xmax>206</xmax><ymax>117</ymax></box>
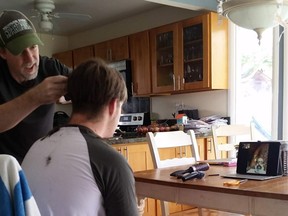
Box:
<box><xmin>198</xmin><ymin>136</ymin><xmax>228</xmax><ymax>160</ymax></box>
<box><xmin>112</xmin><ymin>142</ymin><xmax>156</xmax><ymax>216</ymax></box>
<box><xmin>112</xmin><ymin>136</ymin><xmax>227</xmax><ymax>216</ymax></box>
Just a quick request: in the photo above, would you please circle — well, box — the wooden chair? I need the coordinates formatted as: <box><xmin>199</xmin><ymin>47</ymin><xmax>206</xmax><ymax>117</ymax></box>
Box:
<box><xmin>146</xmin><ymin>130</ymin><xmax>201</xmax><ymax>216</ymax></box>
<box><xmin>211</xmin><ymin>124</ymin><xmax>254</xmax><ymax>160</ymax></box>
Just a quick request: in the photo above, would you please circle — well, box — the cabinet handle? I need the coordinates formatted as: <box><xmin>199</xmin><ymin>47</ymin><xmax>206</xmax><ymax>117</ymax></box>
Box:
<box><xmin>179</xmin><ymin>146</ymin><xmax>187</xmax><ymax>157</ymax></box>
<box><xmin>123</xmin><ymin>146</ymin><xmax>128</xmax><ymax>160</ymax></box>
<box><xmin>183</xmin><ymin>146</ymin><xmax>187</xmax><ymax>156</ymax></box>
<box><xmin>107</xmin><ymin>49</ymin><xmax>112</xmax><ymax>61</ymax></box>
<box><xmin>117</xmin><ymin>147</ymin><xmax>122</xmax><ymax>153</ymax></box>
<box><xmin>173</xmin><ymin>74</ymin><xmax>176</xmax><ymax>90</ymax></box>
<box><xmin>178</xmin><ymin>75</ymin><xmax>181</xmax><ymax>90</ymax></box>
<box><xmin>207</xmin><ymin>139</ymin><xmax>212</xmax><ymax>152</ymax></box>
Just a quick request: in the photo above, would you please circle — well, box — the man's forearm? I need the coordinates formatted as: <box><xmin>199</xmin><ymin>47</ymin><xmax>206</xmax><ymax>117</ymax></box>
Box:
<box><xmin>0</xmin><ymin>90</ymin><xmax>40</xmax><ymax>132</ymax></box>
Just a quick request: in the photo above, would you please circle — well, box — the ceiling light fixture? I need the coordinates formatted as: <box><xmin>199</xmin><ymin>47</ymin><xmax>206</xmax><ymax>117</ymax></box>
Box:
<box><xmin>39</xmin><ymin>13</ymin><xmax>53</xmax><ymax>32</ymax></box>
<box><xmin>39</xmin><ymin>20</ymin><xmax>53</xmax><ymax>32</ymax></box>
<box><xmin>217</xmin><ymin>0</ymin><xmax>288</xmax><ymax>44</ymax></box>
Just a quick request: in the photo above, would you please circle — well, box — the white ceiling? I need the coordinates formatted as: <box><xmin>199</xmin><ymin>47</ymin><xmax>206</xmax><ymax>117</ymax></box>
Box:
<box><xmin>1</xmin><ymin>0</ymin><xmax>216</xmax><ymax>36</ymax></box>
<box><xmin>1</xmin><ymin>0</ymin><xmax>163</xmax><ymax>36</ymax></box>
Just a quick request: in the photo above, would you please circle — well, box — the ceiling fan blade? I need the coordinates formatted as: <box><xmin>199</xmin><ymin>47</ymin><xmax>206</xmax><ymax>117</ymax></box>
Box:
<box><xmin>53</xmin><ymin>12</ymin><xmax>92</xmax><ymax>20</ymax></box>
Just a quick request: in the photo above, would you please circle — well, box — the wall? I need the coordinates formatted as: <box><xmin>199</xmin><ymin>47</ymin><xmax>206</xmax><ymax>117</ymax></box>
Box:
<box><xmin>37</xmin><ymin>34</ymin><xmax>69</xmax><ymax>57</ymax></box>
<box><xmin>151</xmin><ymin>90</ymin><xmax>228</xmax><ymax>119</ymax></box>
<box><xmin>67</xmin><ymin>6</ymin><xmax>202</xmax><ymax>49</ymax></box>
<box><xmin>41</xmin><ymin>6</ymin><xmax>228</xmax><ymax>119</ymax></box>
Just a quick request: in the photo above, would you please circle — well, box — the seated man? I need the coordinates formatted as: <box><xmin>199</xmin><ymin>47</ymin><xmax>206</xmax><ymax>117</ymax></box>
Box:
<box><xmin>22</xmin><ymin>58</ymin><xmax>139</xmax><ymax>216</ymax></box>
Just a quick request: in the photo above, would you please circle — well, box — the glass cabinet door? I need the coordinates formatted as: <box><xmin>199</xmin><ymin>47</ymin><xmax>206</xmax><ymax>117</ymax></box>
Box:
<box><xmin>157</xmin><ymin>31</ymin><xmax>174</xmax><ymax>87</ymax></box>
<box><xmin>150</xmin><ymin>12</ymin><xmax>227</xmax><ymax>93</ymax></box>
<box><xmin>150</xmin><ymin>23</ymin><xmax>179</xmax><ymax>93</ymax></box>
<box><xmin>180</xmin><ymin>14</ymin><xmax>210</xmax><ymax>90</ymax></box>
<box><xmin>183</xmin><ymin>23</ymin><xmax>203</xmax><ymax>83</ymax></box>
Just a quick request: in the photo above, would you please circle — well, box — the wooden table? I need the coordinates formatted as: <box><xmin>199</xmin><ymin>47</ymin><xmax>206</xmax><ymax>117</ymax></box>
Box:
<box><xmin>134</xmin><ymin>165</ymin><xmax>288</xmax><ymax>216</ymax></box>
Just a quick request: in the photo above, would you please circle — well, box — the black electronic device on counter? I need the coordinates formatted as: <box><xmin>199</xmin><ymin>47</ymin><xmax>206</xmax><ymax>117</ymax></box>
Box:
<box><xmin>178</xmin><ymin>109</ymin><xmax>199</xmax><ymax>120</ymax></box>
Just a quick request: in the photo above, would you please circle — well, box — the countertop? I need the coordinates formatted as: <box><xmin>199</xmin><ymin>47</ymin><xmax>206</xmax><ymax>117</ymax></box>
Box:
<box><xmin>105</xmin><ymin>137</ymin><xmax>147</xmax><ymax>145</ymax></box>
<box><xmin>105</xmin><ymin>132</ymin><xmax>212</xmax><ymax>145</ymax></box>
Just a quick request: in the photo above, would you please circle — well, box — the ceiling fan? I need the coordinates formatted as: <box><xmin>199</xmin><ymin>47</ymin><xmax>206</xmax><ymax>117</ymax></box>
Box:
<box><xmin>33</xmin><ymin>0</ymin><xmax>92</xmax><ymax>32</ymax></box>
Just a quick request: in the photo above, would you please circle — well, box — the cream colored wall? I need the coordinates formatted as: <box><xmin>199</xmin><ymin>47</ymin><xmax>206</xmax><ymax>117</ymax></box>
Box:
<box><xmin>37</xmin><ymin>34</ymin><xmax>69</xmax><ymax>57</ymax></box>
<box><xmin>151</xmin><ymin>90</ymin><xmax>228</xmax><ymax>119</ymax></box>
<box><xmin>67</xmin><ymin>6</ymin><xmax>202</xmax><ymax>49</ymax></box>
<box><xmin>43</xmin><ymin>5</ymin><xmax>228</xmax><ymax>119</ymax></box>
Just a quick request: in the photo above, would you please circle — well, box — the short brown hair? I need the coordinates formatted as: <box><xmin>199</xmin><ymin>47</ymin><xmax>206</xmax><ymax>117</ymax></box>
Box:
<box><xmin>67</xmin><ymin>58</ymin><xmax>127</xmax><ymax>117</ymax></box>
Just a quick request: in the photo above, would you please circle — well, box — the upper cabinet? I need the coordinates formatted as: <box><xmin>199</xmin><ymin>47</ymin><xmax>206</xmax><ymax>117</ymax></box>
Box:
<box><xmin>150</xmin><ymin>12</ymin><xmax>228</xmax><ymax>94</ymax></box>
<box><xmin>94</xmin><ymin>36</ymin><xmax>129</xmax><ymax>62</ymax></box>
<box><xmin>129</xmin><ymin>31</ymin><xmax>151</xmax><ymax>96</ymax></box>
<box><xmin>150</xmin><ymin>23</ymin><xmax>179</xmax><ymax>93</ymax></box>
<box><xmin>72</xmin><ymin>45</ymin><xmax>95</xmax><ymax>68</ymax></box>
<box><xmin>53</xmin><ymin>12</ymin><xmax>228</xmax><ymax>96</ymax></box>
<box><xmin>52</xmin><ymin>50</ymin><xmax>74</xmax><ymax>69</ymax></box>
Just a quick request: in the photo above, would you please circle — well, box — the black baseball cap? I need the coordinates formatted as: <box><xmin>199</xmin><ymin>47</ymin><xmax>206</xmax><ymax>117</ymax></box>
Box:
<box><xmin>0</xmin><ymin>10</ymin><xmax>43</xmax><ymax>55</ymax></box>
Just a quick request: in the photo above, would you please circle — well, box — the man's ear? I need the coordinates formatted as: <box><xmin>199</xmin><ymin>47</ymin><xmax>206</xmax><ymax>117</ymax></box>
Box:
<box><xmin>108</xmin><ymin>98</ymin><xmax>117</xmax><ymax>115</ymax></box>
<box><xmin>0</xmin><ymin>48</ymin><xmax>6</xmax><ymax>59</ymax></box>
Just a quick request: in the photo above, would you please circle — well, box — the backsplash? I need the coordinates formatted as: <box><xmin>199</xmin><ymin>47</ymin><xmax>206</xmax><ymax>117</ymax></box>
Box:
<box><xmin>151</xmin><ymin>90</ymin><xmax>228</xmax><ymax>119</ymax></box>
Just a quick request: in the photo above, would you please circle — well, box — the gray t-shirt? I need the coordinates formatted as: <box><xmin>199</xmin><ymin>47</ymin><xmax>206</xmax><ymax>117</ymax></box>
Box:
<box><xmin>22</xmin><ymin>125</ymin><xmax>138</xmax><ymax>216</ymax></box>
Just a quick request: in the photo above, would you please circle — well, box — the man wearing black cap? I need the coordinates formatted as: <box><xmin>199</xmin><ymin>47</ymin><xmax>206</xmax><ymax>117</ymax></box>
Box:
<box><xmin>0</xmin><ymin>10</ymin><xmax>70</xmax><ymax>163</ymax></box>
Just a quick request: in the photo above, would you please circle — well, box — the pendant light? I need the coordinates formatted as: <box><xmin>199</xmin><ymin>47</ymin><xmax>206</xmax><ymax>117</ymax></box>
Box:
<box><xmin>217</xmin><ymin>0</ymin><xmax>288</xmax><ymax>44</ymax></box>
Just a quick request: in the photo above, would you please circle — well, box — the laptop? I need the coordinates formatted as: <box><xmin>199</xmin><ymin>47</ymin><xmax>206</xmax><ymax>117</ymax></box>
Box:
<box><xmin>221</xmin><ymin>141</ymin><xmax>284</xmax><ymax>181</ymax></box>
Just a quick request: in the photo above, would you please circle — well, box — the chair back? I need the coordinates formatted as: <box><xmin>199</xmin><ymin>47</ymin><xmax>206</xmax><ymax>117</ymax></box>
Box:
<box><xmin>146</xmin><ymin>130</ymin><xmax>200</xmax><ymax>169</ymax></box>
<box><xmin>0</xmin><ymin>154</ymin><xmax>41</xmax><ymax>216</ymax></box>
<box><xmin>146</xmin><ymin>130</ymin><xmax>203</xmax><ymax>216</ymax></box>
<box><xmin>211</xmin><ymin>124</ymin><xmax>254</xmax><ymax>159</ymax></box>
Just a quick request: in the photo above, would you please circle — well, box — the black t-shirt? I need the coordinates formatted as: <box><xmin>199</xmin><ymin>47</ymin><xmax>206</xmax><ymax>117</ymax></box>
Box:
<box><xmin>0</xmin><ymin>56</ymin><xmax>71</xmax><ymax>163</ymax></box>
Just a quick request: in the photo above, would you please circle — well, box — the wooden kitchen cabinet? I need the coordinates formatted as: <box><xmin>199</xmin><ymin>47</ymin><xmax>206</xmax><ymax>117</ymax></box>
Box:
<box><xmin>158</xmin><ymin>137</ymin><xmax>211</xmax><ymax>161</ymax></box>
<box><xmin>112</xmin><ymin>142</ymin><xmax>153</xmax><ymax>171</ymax></box>
<box><xmin>150</xmin><ymin>12</ymin><xmax>228</xmax><ymax>94</ymax></box>
<box><xmin>94</xmin><ymin>36</ymin><xmax>129</xmax><ymax>62</ymax></box>
<box><xmin>198</xmin><ymin>136</ymin><xmax>228</xmax><ymax>160</ymax></box>
<box><xmin>179</xmin><ymin>12</ymin><xmax>228</xmax><ymax>91</ymax></box>
<box><xmin>52</xmin><ymin>50</ymin><xmax>74</xmax><ymax>69</ymax></box>
<box><xmin>53</xmin><ymin>45</ymin><xmax>95</xmax><ymax>69</ymax></box>
<box><xmin>112</xmin><ymin>142</ymin><xmax>156</xmax><ymax>216</ymax></box>
<box><xmin>72</xmin><ymin>45</ymin><xmax>95</xmax><ymax>68</ymax></box>
<box><xmin>129</xmin><ymin>31</ymin><xmax>152</xmax><ymax>96</ymax></box>
<box><xmin>150</xmin><ymin>22</ymin><xmax>179</xmax><ymax>93</ymax></box>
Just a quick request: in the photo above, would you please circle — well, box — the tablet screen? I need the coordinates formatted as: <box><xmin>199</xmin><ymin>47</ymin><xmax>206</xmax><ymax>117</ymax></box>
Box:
<box><xmin>237</xmin><ymin>141</ymin><xmax>281</xmax><ymax>176</ymax></box>
<box><xmin>244</xmin><ymin>143</ymin><xmax>269</xmax><ymax>174</ymax></box>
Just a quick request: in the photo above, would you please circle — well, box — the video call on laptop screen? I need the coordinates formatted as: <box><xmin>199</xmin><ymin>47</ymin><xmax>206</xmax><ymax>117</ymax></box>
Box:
<box><xmin>238</xmin><ymin>141</ymin><xmax>281</xmax><ymax>176</ymax></box>
<box><xmin>243</xmin><ymin>143</ymin><xmax>269</xmax><ymax>175</ymax></box>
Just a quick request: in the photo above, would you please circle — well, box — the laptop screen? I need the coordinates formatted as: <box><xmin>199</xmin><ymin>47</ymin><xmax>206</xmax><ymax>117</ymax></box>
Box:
<box><xmin>237</xmin><ymin>141</ymin><xmax>282</xmax><ymax>176</ymax></box>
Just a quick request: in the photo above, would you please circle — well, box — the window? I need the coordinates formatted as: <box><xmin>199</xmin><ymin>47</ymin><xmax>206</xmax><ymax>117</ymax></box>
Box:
<box><xmin>231</xmin><ymin>26</ymin><xmax>274</xmax><ymax>140</ymax></box>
